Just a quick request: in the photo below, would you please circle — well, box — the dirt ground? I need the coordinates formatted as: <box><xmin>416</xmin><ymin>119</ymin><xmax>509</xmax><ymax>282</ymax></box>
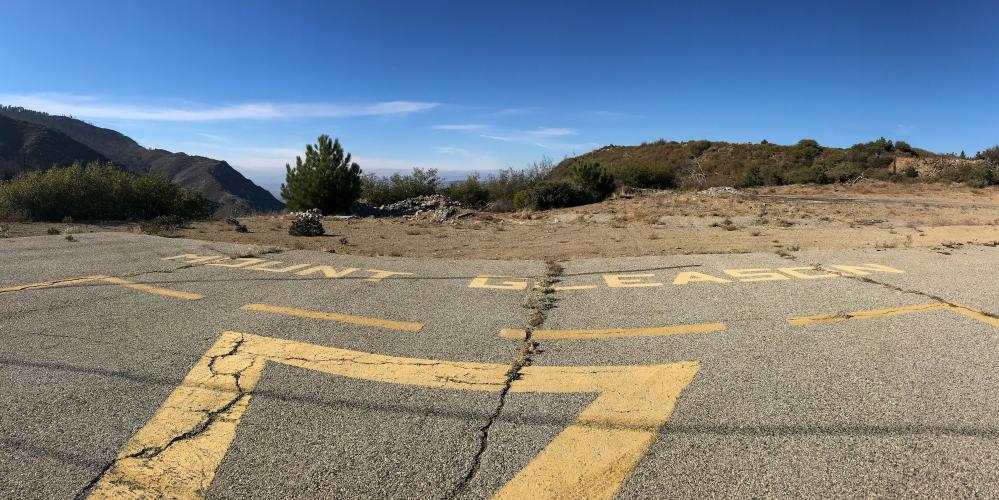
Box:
<box><xmin>5</xmin><ymin>181</ymin><xmax>999</xmax><ymax>260</ymax></box>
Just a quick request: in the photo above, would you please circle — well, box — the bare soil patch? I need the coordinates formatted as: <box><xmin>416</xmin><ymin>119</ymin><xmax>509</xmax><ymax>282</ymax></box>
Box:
<box><xmin>5</xmin><ymin>182</ymin><xmax>999</xmax><ymax>260</ymax></box>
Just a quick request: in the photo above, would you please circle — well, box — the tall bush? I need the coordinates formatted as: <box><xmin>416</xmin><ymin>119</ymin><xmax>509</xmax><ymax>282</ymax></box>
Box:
<box><xmin>361</xmin><ymin>168</ymin><xmax>442</xmax><ymax>206</ymax></box>
<box><xmin>281</xmin><ymin>135</ymin><xmax>362</xmax><ymax>213</ymax></box>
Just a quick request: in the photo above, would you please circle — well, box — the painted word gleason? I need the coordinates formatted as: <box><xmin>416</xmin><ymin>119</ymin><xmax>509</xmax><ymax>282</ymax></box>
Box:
<box><xmin>469</xmin><ymin>263</ymin><xmax>905</xmax><ymax>290</ymax></box>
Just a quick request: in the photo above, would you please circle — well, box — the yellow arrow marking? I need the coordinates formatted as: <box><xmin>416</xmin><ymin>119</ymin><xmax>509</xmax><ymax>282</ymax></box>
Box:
<box><xmin>0</xmin><ymin>275</ymin><xmax>202</xmax><ymax>300</ymax></box>
<box><xmin>501</xmin><ymin>322</ymin><xmax>726</xmax><ymax>340</ymax></box>
<box><xmin>789</xmin><ymin>302</ymin><xmax>999</xmax><ymax>328</ymax></box>
<box><xmin>88</xmin><ymin>331</ymin><xmax>699</xmax><ymax>499</ymax></box>
<box><xmin>241</xmin><ymin>303</ymin><xmax>424</xmax><ymax>331</ymax></box>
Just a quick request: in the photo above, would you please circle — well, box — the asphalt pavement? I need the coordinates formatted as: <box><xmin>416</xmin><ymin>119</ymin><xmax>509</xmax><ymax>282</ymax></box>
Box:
<box><xmin>2</xmin><ymin>232</ymin><xmax>998</xmax><ymax>499</ymax></box>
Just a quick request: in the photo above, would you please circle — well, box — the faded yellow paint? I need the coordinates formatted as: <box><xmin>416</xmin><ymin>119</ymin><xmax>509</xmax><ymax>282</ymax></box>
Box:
<box><xmin>208</xmin><ymin>258</ymin><xmax>266</xmax><ymax>269</ymax></box>
<box><xmin>672</xmin><ymin>271</ymin><xmax>731</xmax><ymax>285</ymax></box>
<box><xmin>723</xmin><ymin>268</ymin><xmax>791</xmax><ymax>282</ymax></box>
<box><xmin>828</xmin><ymin>263</ymin><xmax>904</xmax><ymax>276</ymax></box>
<box><xmin>552</xmin><ymin>284</ymin><xmax>599</xmax><ymax>291</ymax></box>
<box><xmin>468</xmin><ymin>275</ymin><xmax>530</xmax><ymax>290</ymax></box>
<box><xmin>789</xmin><ymin>302</ymin><xmax>999</xmax><ymax>329</ymax></box>
<box><xmin>0</xmin><ymin>275</ymin><xmax>104</xmax><ymax>294</ymax></box>
<box><xmin>603</xmin><ymin>273</ymin><xmax>663</xmax><ymax>288</ymax></box>
<box><xmin>789</xmin><ymin>303</ymin><xmax>947</xmax><ymax>325</ymax></box>
<box><xmin>241</xmin><ymin>303</ymin><xmax>424</xmax><ymax>331</ymax></box>
<box><xmin>950</xmin><ymin>305</ymin><xmax>999</xmax><ymax>328</ymax></box>
<box><xmin>0</xmin><ymin>275</ymin><xmax>202</xmax><ymax>300</ymax></box>
<box><xmin>246</xmin><ymin>261</ymin><xmax>311</xmax><ymax>273</ymax></box>
<box><xmin>294</xmin><ymin>265</ymin><xmax>359</xmax><ymax>278</ymax></box>
<box><xmin>501</xmin><ymin>322</ymin><xmax>726</xmax><ymax>340</ymax></box>
<box><xmin>99</xmin><ymin>277</ymin><xmax>204</xmax><ymax>300</ymax></box>
<box><xmin>364</xmin><ymin>269</ymin><xmax>413</xmax><ymax>282</ymax></box>
<box><xmin>164</xmin><ymin>254</ymin><xmax>412</xmax><ymax>283</ymax></box>
<box><xmin>162</xmin><ymin>254</ymin><xmax>228</xmax><ymax>264</ymax></box>
<box><xmin>778</xmin><ymin>266</ymin><xmax>837</xmax><ymax>280</ymax></box>
<box><xmin>89</xmin><ymin>331</ymin><xmax>699</xmax><ymax>500</ymax></box>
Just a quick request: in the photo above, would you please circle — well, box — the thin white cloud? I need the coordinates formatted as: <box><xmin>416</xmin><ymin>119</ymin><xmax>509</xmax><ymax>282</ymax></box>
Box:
<box><xmin>485</xmin><ymin>107</ymin><xmax>539</xmax><ymax>117</ymax></box>
<box><xmin>435</xmin><ymin>146</ymin><xmax>473</xmax><ymax>155</ymax></box>
<box><xmin>433</xmin><ymin>124</ymin><xmax>486</xmax><ymax>131</ymax></box>
<box><xmin>526</xmin><ymin>127</ymin><xmax>576</xmax><ymax>137</ymax></box>
<box><xmin>479</xmin><ymin>134</ymin><xmax>518</xmax><ymax>142</ymax></box>
<box><xmin>0</xmin><ymin>93</ymin><xmax>439</xmax><ymax>122</ymax></box>
<box><xmin>196</xmin><ymin>132</ymin><xmax>226</xmax><ymax>142</ymax></box>
<box><xmin>479</xmin><ymin>127</ymin><xmax>582</xmax><ymax>150</ymax></box>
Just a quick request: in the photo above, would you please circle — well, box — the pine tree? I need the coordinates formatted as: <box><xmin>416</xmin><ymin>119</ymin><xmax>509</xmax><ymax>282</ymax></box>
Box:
<box><xmin>281</xmin><ymin>135</ymin><xmax>362</xmax><ymax>213</ymax></box>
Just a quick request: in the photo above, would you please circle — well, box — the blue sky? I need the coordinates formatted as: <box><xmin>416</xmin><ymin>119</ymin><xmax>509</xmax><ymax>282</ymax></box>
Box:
<box><xmin>2</xmin><ymin>0</ymin><xmax>997</xmax><ymax>194</ymax></box>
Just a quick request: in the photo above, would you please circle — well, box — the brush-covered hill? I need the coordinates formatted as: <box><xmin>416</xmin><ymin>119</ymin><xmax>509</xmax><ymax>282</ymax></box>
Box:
<box><xmin>553</xmin><ymin>138</ymin><xmax>996</xmax><ymax>189</ymax></box>
<box><xmin>0</xmin><ymin>106</ymin><xmax>284</xmax><ymax>214</ymax></box>
<box><xmin>0</xmin><ymin>114</ymin><xmax>108</xmax><ymax>178</ymax></box>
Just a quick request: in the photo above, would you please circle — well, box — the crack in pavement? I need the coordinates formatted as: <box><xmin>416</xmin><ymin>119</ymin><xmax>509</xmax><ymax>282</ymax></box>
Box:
<box><xmin>446</xmin><ymin>260</ymin><xmax>562</xmax><ymax>499</ymax></box>
<box><xmin>781</xmin><ymin>252</ymin><xmax>999</xmax><ymax>319</ymax></box>
<box><xmin>72</xmin><ymin>334</ymin><xmax>252</xmax><ymax>499</ymax></box>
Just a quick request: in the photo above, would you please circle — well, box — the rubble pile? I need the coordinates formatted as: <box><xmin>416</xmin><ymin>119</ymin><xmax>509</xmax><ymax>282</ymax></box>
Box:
<box><xmin>287</xmin><ymin>209</ymin><xmax>325</xmax><ymax>236</ymax></box>
<box><xmin>350</xmin><ymin>194</ymin><xmax>470</xmax><ymax>223</ymax></box>
<box><xmin>699</xmin><ymin>186</ymin><xmax>740</xmax><ymax>195</ymax></box>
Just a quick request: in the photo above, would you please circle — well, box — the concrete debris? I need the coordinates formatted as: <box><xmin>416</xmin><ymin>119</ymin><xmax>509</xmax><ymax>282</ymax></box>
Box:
<box><xmin>351</xmin><ymin>195</ymin><xmax>471</xmax><ymax>223</ymax></box>
<box><xmin>699</xmin><ymin>186</ymin><xmax>740</xmax><ymax>195</ymax></box>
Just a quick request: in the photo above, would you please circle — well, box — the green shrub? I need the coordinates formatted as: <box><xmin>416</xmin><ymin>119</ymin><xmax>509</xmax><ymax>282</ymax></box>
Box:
<box><xmin>903</xmin><ymin>165</ymin><xmax>919</xmax><ymax>178</ymax></box>
<box><xmin>513</xmin><ymin>181</ymin><xmax>587</xmax><ymax>210</ymax></box>
<box><xmin>361</xmin><ymin>168</ymin><xmax>442</xmax><ymax>206</ymax></box>
<box><xmin>140</xmin><ymin>214</ymin><xmax>188</xmax><ymax>235</ymax></box>
<box><xmin>615</xmin><ymin>163</ymin><xmax>676</xmax><ymax>189</ymax></box>
<box><xmin>936</xmin><ymin>163</ymin><xmax>998</xmax><ymax>187</ymax></box>
<box><xmin>568</xmin><ymin>161</ymin><xmax>615</xmax><ymax>201</ymax></box>
<box><xmin>281</xmin><ymin>135</ymin><xmax>362</xmax><ymax>214</ymax></box>
<box><xmin>357</xmin><ymin>157</ymin><xmax>556</xmax><ymax>210</ymax></box>
<box><xmin>0</xmin><ymin>162</ymin><xmax>208</xmax><ymax>222</ymax></box>
<box><xmin>444</xmin><ymin>173</ymin><xmax>491</xmax><ymax>207</ymax></box>
<box><xmin>983</xmin><ymin>145</ymin><xmax>999</xmax><ymax>165</ymax></box>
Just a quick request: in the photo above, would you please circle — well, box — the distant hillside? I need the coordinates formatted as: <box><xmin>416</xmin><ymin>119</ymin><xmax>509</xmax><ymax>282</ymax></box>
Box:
<box><xmin>554</xmin><ymin>139</ymin><xmax>996</xmax><ymax>189</ymax></box>
<box><xmin>0</xmin><ymin>106</ymin><xmax>284</xmax><ymax>213</ymax></box>
<box><xmin>0</xmin><ymin>114</ymin><xmax>108</xmax><ymax>178</ymax></box>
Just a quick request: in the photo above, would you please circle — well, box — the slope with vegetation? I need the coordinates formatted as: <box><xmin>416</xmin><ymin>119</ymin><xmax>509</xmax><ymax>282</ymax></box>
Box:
<box><xmin>354</xmin><ymin>139</ymin><xmax>998</xmax><ymax>213</ymax></box>
<box><xmin>552</xmin><ymin>138</ymin><xmax>998</xmax><ymax>190</ymax></box>
<box><xmin>0</xmin><ymin>115</ymin><xmax>107</xmax><ymax>178</ymax></box>
<box><xmin>0</xmin><ymin>162</ymin><xmax>207</xmax><ymax>221</ymax></box>
<box><xmin>0</xmin><ymin>106</ymin><xmax>283</xmax><ymax>213</ymax></box>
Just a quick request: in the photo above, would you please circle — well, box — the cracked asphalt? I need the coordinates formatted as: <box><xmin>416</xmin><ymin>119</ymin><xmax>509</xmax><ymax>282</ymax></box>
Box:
<box><xmin>2</xmin><ymin>232</ymin><xmax>999</xmax><ymax>498</ymax></box>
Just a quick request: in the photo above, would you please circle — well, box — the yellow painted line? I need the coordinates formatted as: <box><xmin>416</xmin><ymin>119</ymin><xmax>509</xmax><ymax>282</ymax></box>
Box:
<box><xmin>789</xmin><ymin>302</ymin><xmax>999</xmax><ymax>330</ymax></box>
<box><xmin>99</xmin><ymin>277</ymin><xmax>204</xmax><ymax>300</ymax></box>
<box><xmin>241</xmin><ymin>303</ymin><xmax>424</xmax><ymax>332</ymax></box>
<box><xmin>946</xmin><ymin>304</ymin><xmax>999</xmax><ymax>328</ymax></box>
<box><xmin>0</xmin><ymin>275</ymin><xmax>202</xmax><ymax>300</ymax></box>
<box><xmin>0</xmin><ymin>275</ymin><xmax>105</xmax><ymax>294</ymax></box>
<box><xmin>501</xmin><ymin>322</ymin><xmax>726</xmax><ymax>340</ymax></box>
<box><xmin>788</xmin><ymin>303</ymin><xmax>948</xmax><ymax>325</ymax></box>
<box><xmin>89</xmin><ymin>331</ymin><xmax>699</xmax><ymax>500</ymax></box>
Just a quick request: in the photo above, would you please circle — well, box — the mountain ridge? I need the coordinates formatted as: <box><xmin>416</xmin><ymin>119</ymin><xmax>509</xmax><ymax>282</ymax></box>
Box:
<box><xmin>0</xmin><ymin>114</ymin><xmax>109</xmax><ymax>178</ymax></box>
<box><xmin>0</xmin><ymin>106</ymin><xmax>284</xmax><ymax>213</ymax></box>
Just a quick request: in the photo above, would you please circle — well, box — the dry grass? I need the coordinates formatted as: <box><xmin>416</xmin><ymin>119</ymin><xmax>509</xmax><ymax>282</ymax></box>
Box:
<box><xmin>5</xmin><ymin>182</ymin><xmax>999</xmax><ymax>259</ymax></box>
